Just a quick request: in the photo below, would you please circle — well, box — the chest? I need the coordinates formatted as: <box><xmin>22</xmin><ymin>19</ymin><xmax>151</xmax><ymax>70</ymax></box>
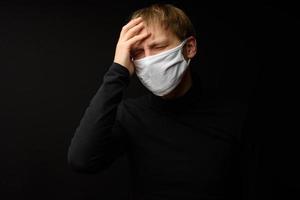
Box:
<box><xmin>124</xmin><ymin>106</ymin><xmax>237</xmax><ymax>158</ymax></box>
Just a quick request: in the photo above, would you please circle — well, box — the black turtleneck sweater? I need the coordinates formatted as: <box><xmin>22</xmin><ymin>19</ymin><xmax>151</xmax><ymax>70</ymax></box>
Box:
<box><xmin>68</xmin><ymin>62</ymin><xmax>249</xmax><ymax>200</ymax></box>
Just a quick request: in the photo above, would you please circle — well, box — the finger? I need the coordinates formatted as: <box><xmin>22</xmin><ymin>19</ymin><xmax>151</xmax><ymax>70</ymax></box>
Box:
<box><xmin>120</xmin><ymin>17</ymin><xmax>143</xmax><ymax>37</ymax></box>
<box><xmin>123</xmin><ymin>22</ymin><xmax>145</xmax><ymax>41</ymax></box>
<box><xmin>127</xmin><ymin>32</ymin><xmax>151</xmax><ymax>47</ymax></box>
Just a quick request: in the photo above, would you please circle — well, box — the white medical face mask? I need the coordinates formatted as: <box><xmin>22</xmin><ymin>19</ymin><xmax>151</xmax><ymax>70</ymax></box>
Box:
<box><xmin>133</xmin><ymin>39</ymin><xmax>191</xmax><ymax>96</ymax></box>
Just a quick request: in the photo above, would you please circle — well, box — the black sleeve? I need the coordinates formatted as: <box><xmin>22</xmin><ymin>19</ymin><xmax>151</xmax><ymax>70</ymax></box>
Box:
<box><xmin>67</xmin><ymin>62</ymin><xmax>130</xmax><ymax>174</ymax></box>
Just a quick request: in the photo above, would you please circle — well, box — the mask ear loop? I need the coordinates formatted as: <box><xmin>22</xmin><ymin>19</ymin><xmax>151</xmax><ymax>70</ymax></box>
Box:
<box><xmin>181</xmin><ymin>39</ymin><xmax>191</xmax><ymax>64</ymax></box>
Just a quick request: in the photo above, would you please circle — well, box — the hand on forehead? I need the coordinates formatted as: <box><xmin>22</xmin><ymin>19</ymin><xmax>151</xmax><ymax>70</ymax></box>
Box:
<box><xmin>132</xmin><ymin>21</ymin><xmax>179</xmax><ymax>50</ymax></box>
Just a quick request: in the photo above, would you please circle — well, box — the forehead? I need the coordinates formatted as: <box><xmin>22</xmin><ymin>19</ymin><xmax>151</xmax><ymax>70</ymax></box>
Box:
<box><xmin>138</xmin><ymin>22</ymin><xmax>179</xmax><ymax>45</ymax></box>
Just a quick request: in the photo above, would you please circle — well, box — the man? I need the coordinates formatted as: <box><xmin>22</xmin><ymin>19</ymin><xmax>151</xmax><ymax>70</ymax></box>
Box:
<box><xmin>68</xmin><ymin>4</ymin><xmax>248</xmax><ymax>200</ymax></box>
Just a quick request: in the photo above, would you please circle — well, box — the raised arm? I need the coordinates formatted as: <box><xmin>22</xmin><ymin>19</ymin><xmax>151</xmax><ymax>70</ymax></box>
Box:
<box><xmin>67</xmin><ymin>17</ymin><xmax>149</xmax><ymax>174</ymax></box>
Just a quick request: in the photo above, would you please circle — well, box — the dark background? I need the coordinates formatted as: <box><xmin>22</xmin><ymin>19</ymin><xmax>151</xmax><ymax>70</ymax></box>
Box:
<box><xmin>1</xmin><ymin>0</ymin><xmax>299</xmax><ymax>199</ymax></box>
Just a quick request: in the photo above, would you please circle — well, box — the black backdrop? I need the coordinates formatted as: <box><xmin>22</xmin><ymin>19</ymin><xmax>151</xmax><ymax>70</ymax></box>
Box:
<box><xmin>1</xmin><ymin>0</ymin><xmax>299</xmax><ymax>199</ymax></box>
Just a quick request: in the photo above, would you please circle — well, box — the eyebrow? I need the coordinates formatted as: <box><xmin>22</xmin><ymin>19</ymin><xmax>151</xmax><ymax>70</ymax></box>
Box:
<box><xmin>148</xmin><ymin>39</ymin><xmax>168</xmax><ymax>47</ymax></box>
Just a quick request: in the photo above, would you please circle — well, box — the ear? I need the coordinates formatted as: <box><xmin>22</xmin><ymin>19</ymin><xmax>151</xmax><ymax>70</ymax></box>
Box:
<box><xmin>183</xmin><ymin>36</ymin><xmax>197</xmax><ymax>60</ymax></box>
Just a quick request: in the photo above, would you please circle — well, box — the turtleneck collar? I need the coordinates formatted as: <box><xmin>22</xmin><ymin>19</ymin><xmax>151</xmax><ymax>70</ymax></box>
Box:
<box><xmin>147</xmin><ymin>69</ymin><xmax>203</xmax><ymax>113</ymax></box>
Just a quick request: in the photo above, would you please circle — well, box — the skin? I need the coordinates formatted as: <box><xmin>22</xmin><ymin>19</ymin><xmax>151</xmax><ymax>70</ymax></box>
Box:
<box><xmin>114</xmin><ymin>17</ymin><xmax>197</xmax><ymax>100</ymax></box>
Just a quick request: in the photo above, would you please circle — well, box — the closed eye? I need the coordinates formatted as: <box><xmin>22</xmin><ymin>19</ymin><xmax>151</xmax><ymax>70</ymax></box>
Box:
<box><xmin>154</xmin><ymin>45</ymin><xmax>167</xmax><ymax>50</ymax></box>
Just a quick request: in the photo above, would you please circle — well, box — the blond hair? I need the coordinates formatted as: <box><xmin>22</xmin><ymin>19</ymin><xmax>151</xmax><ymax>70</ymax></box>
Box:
<box><xmin>130</xmin><ymin>3</ymin><xmax>196</xmax><ymax>41</ymax></box>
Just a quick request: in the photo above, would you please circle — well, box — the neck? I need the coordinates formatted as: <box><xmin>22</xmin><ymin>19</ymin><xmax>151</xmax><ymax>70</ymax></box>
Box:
<box><xmin>161</xmin><ymin>67</ymin><xmax>192</xmax><ymax>100</ymax></box>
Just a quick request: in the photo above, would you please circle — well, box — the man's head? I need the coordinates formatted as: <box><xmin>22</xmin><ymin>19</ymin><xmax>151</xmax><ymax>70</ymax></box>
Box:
<box><xmin>129</xmin><ymin>3</ymin><xmax>197</xmax><ymax>61</ymax></box>
<box><xmin>128</xmin><ymin>4</ymin><xmax>197</xmax><ymax>99</ymax></box>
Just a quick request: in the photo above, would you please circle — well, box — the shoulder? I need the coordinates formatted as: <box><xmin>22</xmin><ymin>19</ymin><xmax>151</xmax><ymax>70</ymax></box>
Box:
<box><xmin>216</xmin><ymin>94</ymin><xmax>249</xmax><ymax>143</ymax></box>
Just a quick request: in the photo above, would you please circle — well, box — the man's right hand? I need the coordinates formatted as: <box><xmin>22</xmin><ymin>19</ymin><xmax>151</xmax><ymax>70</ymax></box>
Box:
<box><xmin>113</xmin><ymin>17</ymin><xmax>150</xmax><ymax>76</ymax></box>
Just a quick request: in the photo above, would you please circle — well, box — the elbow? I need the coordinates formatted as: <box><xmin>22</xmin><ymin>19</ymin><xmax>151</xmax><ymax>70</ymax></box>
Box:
<box><xmin>67</xmin><ymin>149</ymin><xmax>99</xmax><ymax>174</ymax></box>
<box><xmin>68</xmin><ymin>158</ymin><xmax>90</xmax><ymax>174</ymax></box>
